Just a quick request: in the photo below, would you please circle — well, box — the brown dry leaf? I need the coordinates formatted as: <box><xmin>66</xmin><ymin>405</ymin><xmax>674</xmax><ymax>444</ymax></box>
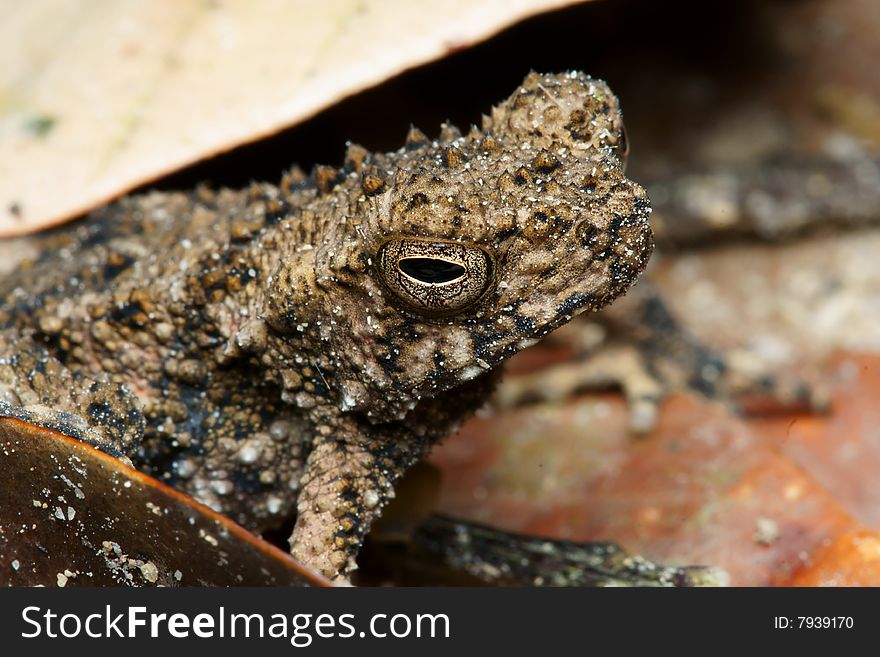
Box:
<box><xmin>0</xmin><ymin>0</ymin><xmax>582</xmax><ymax>237</ymax></box>
<box><xmin>432</xmin><ymin>355</ymin><xmax>880</xmax><ymax>585</ymax></box>
<box><xmin>0</xmin><ymin>417</ymin><xmax>330</xmax><ymax>586</ymax></box>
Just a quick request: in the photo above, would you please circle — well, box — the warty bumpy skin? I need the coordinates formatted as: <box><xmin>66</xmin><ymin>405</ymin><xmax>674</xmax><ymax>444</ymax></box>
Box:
<box><xmin>0</xmin><ymin>71</ymin><xmax>653</xmax><ymax>579</ymax></box>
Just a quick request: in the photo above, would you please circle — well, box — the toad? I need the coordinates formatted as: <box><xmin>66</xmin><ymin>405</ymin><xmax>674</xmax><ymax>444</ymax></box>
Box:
<box><xmin>0</xmin><ymin>71</ymin><xmax>651</xmax><ymax>580</ymax></box>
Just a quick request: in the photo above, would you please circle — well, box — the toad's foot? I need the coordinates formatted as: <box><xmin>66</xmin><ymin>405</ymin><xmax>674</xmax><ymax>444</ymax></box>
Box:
<box><xmin>497</xmin><ymin>284</ymin><xmax>827</xmax><ymax>432</ymax></box>
<box><xmin>289</xmin><ymin>416</ymin><xmax>432</xmax><ymax>581</ymax></box>
<box><xmin>496</xmin><ymin>343</ymin><xmax>665</xmax><ymax>432</ymax></box>
<box><xmin>413</xmin><ymin>515</ymin><xmax>727</xmax><ymax>587</ymax></box>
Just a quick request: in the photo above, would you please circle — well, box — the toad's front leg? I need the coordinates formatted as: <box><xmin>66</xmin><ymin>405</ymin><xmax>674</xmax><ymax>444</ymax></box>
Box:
<box><xmin>290</xmin><ymin>416</ymin><xmax>433</xmax><ymax>580</ymax></box>
<box><xmin>289</xmin><ymin>372</ymin><xmax>499</xmax><ymax>581</ymax></box>
<box><xmin>0</xmin><ymin>329</ymin><xmax>143</xmax><ymax>461</ymax></box>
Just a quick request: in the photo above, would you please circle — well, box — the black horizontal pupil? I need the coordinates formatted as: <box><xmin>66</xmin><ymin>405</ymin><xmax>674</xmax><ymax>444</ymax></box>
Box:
<box><xmin>399</xmin><ymin>258</ymin><xmax>465</xmax><ymax>284</ymax></box>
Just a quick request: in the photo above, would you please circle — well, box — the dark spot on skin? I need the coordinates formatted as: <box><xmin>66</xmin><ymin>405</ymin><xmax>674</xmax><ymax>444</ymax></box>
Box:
<box><xmin>494</xmin><ymin>226</ymin><xmax>521</xmax><ymax>240</ymax></box>
<box><xmin>514</xmin><ymin>315</ymin><xmax>535</xmax><ymax>334</ymax></box>
<box><xmin>334</xmin><ymin>510</ymin><xmax>363</xmax><ymax>547</ymax></box>
<box><xmin>32</xmin><ymin>357</ymin><xmax>47</xmax><ymax>376</ymax></box>
<box><xmin>532</xmin><ymin>151</ymin><xmax>561</xmax><ymax>175</ymax></box>
<box><xmin>513</xmin><ymin>167</ymin><xmax>530</xmax><ymax>186</ymax></box>
<box><xmin>37</xmin><ymin>333</ymin><xmax>70</xmax><ymax>365</ymax></box>
<box><xmin>377</xmin><ymin>337</ymin><xmax>406</xmax><ymax>379</ymax></box>
<box><xmin>471</xmin><ymin>328</ymin><xmax>511</xmax><ymax>359</ymax></box>
<box><xmin>103</xmin><ymin>253</ymin><xmax>134</xmax><ymax>281</ymax></box>
<box><xmin>576</xmin><ymin>220</ymin><xmax>598</xmax><ymax>246</ymax></box>
<box><xmin>8</xmin><ymin>203</ymin><xmax>22</xmax><ymax>219</ymax></box>
<box><xmin>337</xmin><ymin>484</ymin><xmax>360</xmax><ymax>503</ymax></box>
<box><xmin>556</xmin><ymin>292</ymin><xmax>594</xmax><ymax>317</ymax></box>
<box><xmin>609</xmin><ymin>257</ymin><xmax>638</xmax><ymax>292</ymax></box>
<box><xmin>565</xmin><ymin>109</ymin><xmax>593</xmax><ymax>142</ymax></box>
<box><xmin>407</xmin><ymin>192</ymin><xmax>430</xmax><ymax>209</ymax></box>
<box><xmin>110</xmin><ymin>301</ymin><xmax>147</xmax><ymax>326</ymax></box>
<box><xmin>87</xmin><ymin>400</ymin><xmax>115</xmax><ymax>424</ymax></box>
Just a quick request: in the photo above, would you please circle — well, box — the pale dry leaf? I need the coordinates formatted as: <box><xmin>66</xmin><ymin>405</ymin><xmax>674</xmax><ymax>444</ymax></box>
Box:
<box><xmin>0</xmin><ymin>0</ymin><xmax>584</xmax><ymax>237</ymax></box>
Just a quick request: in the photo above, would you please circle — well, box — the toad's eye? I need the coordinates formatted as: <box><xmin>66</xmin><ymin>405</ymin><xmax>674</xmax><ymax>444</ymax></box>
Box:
<box><xmin>398</xmin><ymin>258</ymin><xmax>465</xmax><ymax>284</ymax></box>
<box><xmin>377</xmin><ymin>239</ymin><xmax>494</xmax><ymax>315</ymax></box>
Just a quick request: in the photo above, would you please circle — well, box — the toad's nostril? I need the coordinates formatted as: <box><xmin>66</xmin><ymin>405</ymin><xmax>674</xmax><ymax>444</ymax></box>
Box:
<box><xmin>576</xmin><ymin>220</ymin><xmax>598</xmax><ymax>246</ymax></box>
